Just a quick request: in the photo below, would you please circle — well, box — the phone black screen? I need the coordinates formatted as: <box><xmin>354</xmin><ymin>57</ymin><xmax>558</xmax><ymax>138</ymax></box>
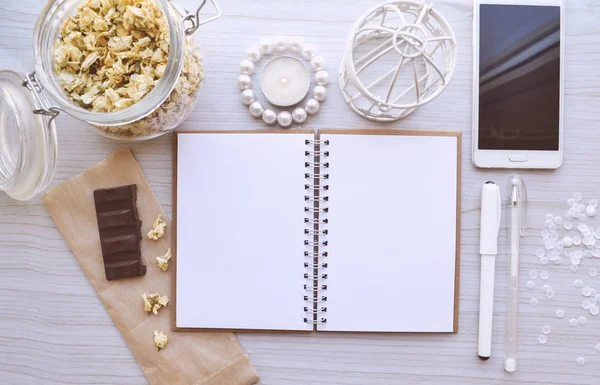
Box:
<box><xmin>478</xmin><ymin>4</ymin><xmax>561</xmax><ymax>151</ymax></box>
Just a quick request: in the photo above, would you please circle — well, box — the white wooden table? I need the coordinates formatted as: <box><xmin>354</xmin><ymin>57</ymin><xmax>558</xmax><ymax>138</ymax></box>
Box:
<box><xmin>2</xmin><ymin>0</ymin><xmax>600</xmax><ymax>384</ymax></box>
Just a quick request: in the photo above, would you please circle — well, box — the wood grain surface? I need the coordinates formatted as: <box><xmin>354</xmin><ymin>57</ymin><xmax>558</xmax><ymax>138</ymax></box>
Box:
<box><xmin>2</xmin><ymin>0</ymin><xmax>600</xmax><ymax>384</ymax></box>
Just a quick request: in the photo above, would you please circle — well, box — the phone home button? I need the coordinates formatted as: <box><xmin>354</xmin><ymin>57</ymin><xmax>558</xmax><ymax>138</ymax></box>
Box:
<box><xmin>509</xmin><ymin>155</ymin><xmax>528</xmax><ymax>163</ymax></box>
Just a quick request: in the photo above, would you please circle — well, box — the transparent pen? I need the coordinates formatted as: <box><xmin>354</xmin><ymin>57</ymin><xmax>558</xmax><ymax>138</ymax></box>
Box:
<box><xmin>504</xmin><ymin>176</ymin><xmax>526</xmax><ymax>373</ymax></box>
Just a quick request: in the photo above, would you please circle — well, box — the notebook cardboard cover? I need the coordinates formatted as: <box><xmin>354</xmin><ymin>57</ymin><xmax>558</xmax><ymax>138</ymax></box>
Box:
<box><xmin>172</xmin><ymin>129</ymin><xmax>461</xmax><ymax>333</ymax></box>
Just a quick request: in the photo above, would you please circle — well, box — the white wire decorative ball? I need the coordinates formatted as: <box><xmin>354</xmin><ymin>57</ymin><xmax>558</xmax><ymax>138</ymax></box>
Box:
<box><xmin>339</xmin><ymin>1</ymin><xmax>457</xmax><ymax>122</ymax></box>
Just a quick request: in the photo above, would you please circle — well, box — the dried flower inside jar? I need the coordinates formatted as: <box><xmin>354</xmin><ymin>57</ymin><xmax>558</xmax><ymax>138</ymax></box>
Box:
<box><xmin>54</xmin><ymin>0</ymin><xmax>170</xmax><ymax>112</ymax></box>
<box><xmin>53</xmin><ymin>0</ymin><xmax>204</xmax><ymax>139</ymax></box>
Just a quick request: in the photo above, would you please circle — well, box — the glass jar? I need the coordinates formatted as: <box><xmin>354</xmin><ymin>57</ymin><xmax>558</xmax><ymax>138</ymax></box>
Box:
<box><xmin>0</xmin><ymin>0</ymin><xmax>220</xmax><ymax>200</ymax></box>
<box><xmin>0</xmin><ymin>71</ymin><xmax>57</xmax><ymax>201</ymax></box>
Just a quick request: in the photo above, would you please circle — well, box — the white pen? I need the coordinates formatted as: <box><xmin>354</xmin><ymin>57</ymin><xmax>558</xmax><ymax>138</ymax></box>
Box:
<box><xmin>478</xmin><ymin>181</ymin><xmax>501</xmax><ymax>360</ymax></box>
<box><xmin>504</xmin><ymin>176</ymin><xmax>526</xmax><ymax>372</ymax></box>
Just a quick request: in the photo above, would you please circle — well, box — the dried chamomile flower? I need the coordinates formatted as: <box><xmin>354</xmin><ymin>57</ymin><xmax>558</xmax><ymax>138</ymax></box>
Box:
<box><xmin>153</xmin><ymin>330</ymin><xmax>168</xmax><ymax>351</ymax></box>
<box><xmin>54</xmin><ymin>0</ymin><xmax>205</xmax><ymax>139</ymax></box>
<box><xmin>147</xmin><ymin>215</ymin><xmax>166</xmax><ymax>240</ymax></box>
<box><xmin>95</xmin><ymin>37</ymin><xmax>204</xmax><ymax>139</ymax></box>
<box><xmin>157</xmin><ymin>295</ymin><xmax>169</xmax><ymax>307</ymax></box>
<box><xmin>156</xmin><ymin>248</ymin><xmax>172</xmax><ymax>272</ymax></box>
<box><xmin>54</xmin><ymin>0</ymin><xmax>170</xmax><ymax>113</ymax></box>
<box><xmin>142</xmin><ymin>294</ymin><xmax>153</xmax><ymax>312</ymax></box>
<box><xmin>142</xmin><ymin>293</ymin><xmax>169</xmax><ymax>315</ymax></box>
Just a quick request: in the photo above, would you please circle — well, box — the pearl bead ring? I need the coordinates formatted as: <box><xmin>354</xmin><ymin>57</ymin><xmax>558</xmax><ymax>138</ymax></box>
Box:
<box><xmin>239</xmin><ymin>37</ymin><xmax>328</xmax><ymax>128</ymax></box>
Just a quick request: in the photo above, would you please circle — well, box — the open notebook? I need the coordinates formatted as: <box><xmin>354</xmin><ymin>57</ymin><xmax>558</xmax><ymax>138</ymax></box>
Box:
<box><xmin>173</xmin><ymin>129</ymin><xmax>461</xmax><ymax>333</ymax></box>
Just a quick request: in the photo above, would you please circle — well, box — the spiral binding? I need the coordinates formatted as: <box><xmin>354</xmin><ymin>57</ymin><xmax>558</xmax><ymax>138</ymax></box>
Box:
<box><xmin>304</xmin><ymin>138</ymin><xmax>329</xmax><ymax>325</ymax></box>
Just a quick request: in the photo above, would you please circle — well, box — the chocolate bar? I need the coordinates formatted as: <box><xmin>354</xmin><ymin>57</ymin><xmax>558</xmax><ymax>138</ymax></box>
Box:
<box><xmin>94</xmin><ymin>184</ymin><xmax>146</xmax><ymax>280</ymax></box>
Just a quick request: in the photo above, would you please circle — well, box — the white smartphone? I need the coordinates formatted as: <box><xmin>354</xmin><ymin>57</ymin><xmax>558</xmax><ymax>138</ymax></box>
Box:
<box><xmin>472</xmin><ymin>0</ymin><xmax>564</xmax><ymax>169</ymax></box>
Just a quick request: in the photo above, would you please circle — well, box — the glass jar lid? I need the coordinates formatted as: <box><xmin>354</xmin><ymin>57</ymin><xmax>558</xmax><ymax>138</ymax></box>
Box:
<box><xmin>0</xmin><ymin>70</ymin><xmax>58</xmax><ymax>200</ymax></box>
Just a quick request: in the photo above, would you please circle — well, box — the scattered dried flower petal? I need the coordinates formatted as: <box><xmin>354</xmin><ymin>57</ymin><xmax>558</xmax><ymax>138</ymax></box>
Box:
<box><xmin>143</xmin><ymin>294</ymin><xmax>153</xmax><ymax>312</ymax></box>
<box><xmin>142</xmin><ymin>293</ymin><xmax>169</xmax><ymax>315</ymax></box>
<box><xmin>147</xmin><ymin>215</ymin><xmax>167</xmax><ymax>240</ymax></box>
<box><xmin>156</xmin><ymin>248</ymin><xmax>172</xmax><ymax>271</ymax></box>
<box><xmin>153</xmin><ymin>330</ymin><xmax>168</xmax><ymax>351</ymax></box>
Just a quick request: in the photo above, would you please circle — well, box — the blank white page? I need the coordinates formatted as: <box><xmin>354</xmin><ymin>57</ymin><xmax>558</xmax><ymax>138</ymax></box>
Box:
<box><xmin>176</xmin><ymin>132</ymin><xmax>313</xmax><ymax>331</ymax></box>
<box><xmin>319</xmin><ymin>133</ymin><xmax>459</xmax><ymax>333</ymax></box>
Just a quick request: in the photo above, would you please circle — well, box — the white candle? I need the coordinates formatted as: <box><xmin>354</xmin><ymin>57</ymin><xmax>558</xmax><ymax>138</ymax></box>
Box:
<box><xmin>260</xmin><ymin>56</ymin><xmax>310</xmax><ymax>107</ymax></box>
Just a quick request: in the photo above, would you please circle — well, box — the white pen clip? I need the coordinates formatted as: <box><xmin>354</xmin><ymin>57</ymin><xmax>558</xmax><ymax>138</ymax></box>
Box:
<box><xmin>510</xmin><ymin>176</ymin><xmax>527</xmax><ymax>236</ymax></box>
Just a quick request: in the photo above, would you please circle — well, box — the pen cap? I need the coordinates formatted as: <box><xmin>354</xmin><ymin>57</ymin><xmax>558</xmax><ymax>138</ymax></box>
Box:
<box><xmin>480</xmin><ymin>182</ymin><xmax>501</xmax><ymax>255</ymax></box>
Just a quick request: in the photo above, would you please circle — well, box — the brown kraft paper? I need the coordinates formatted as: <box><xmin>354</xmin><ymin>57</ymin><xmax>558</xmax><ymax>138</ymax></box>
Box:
<box><xmin>43</xmin><ymin>148</ymin><xmax>259</xmax><ymax>385</ymax></box>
